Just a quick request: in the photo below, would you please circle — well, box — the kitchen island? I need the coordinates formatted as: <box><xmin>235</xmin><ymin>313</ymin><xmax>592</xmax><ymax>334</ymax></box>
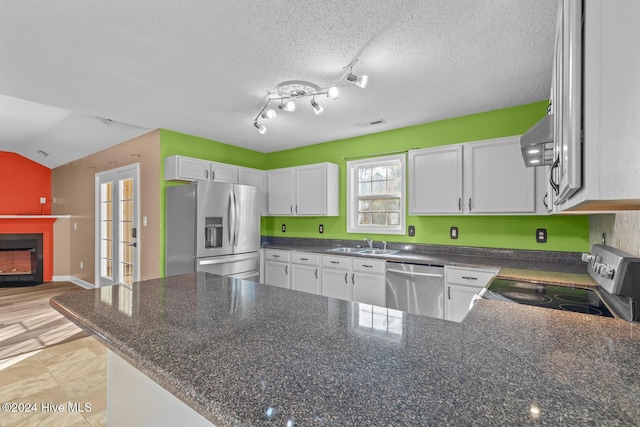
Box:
<box><xmin>51</xmin><ymin>272</ymin><xmax>640</xmax><ymax>426</ymax></box>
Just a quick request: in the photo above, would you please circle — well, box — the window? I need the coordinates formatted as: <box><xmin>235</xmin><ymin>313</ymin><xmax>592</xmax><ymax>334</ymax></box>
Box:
<box><xmin>347</xmin><ymin>154</ymin><xmax>406</xmax><ymax>234</ymax></box>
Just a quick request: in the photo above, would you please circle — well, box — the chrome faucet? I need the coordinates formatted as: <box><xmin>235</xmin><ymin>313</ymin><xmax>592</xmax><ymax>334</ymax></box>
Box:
<box><xmin>364</xmin><ymin>237</ymin><xmax>373</xmax><ymax>248</ymax></box>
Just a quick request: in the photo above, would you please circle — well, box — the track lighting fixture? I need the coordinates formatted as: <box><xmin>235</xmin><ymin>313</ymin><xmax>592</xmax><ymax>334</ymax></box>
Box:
<box><xmin>310</xmin><ymin>99</ymin><xmax>323</xmax><ymax>115</ymax></box>
<box><xmin>253</xmin><ymin>121</ymin><xmax>266</xmax><ymax>134</ymax></box>
<box><xmin>261</xmin><ymin>109</ymin><xmax>276</xmax><ymax>119</ymax></box>
<box><xmin>252</xmin><ymin>58</ymin><xmax>368</xmax><ymax>135</ymax></box>
<box><xmin>278</xmin><ymin>101</ymin><xmax>296</xmax><ymax>112</ymax></box>
<box><xmin>347</xmin><ymin>73</ymin><xmax>368</xmax><ymax>89</ymax></box>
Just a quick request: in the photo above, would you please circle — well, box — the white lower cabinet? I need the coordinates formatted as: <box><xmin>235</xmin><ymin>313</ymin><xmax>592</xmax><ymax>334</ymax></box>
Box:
<box><xmin>444</xmin><ymin>266</ymin><xmax>498</xmax><ymax>322</ymax></box>
<box><xmin>351</xmin><ymin>258</ymin><xmax>386</xmax><ymax>307</ymax></box>
<box><xmin>321</xmin><ymin>255</ymin><xmax>351</xmax><ymax>300</ymax></box>
<box><xmin>263</xmin><ymin>250</ymin><xmax>290</xmax><ymax>289</ymax></box>
<box><xmin>291</xmin><ymin>253</ymin><xmax>321</xmax><ymax>295</ymax></box>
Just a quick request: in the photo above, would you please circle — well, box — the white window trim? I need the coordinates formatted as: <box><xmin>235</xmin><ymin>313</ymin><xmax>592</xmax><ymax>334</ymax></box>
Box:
<box><xmin>347</xmin><ymin>153</ymin><xmax>406</xmax><ymax>235</ymax></box>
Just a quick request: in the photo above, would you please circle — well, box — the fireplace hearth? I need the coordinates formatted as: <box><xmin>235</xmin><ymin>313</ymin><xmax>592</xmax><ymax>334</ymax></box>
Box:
<box><xmin>0</xmin><ymin>234</ymin><xmax>43</xmax><ymax>286</ymax></box>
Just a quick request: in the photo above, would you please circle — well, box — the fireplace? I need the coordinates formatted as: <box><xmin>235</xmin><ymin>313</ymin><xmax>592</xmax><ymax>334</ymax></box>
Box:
<box><xmin>0</xmin><ymin>234</ymin><xmax>43</xmax><ymax>286</ymax></box>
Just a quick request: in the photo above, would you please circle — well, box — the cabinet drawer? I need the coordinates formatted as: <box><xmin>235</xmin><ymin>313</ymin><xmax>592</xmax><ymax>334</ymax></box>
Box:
<box><xmin>291</xmin><ymin>252</ymin><xmax>320</xmax><ymax>266</ymax></box>
<box><xmin>445</xmin><ymin>266</ymin><xmax>497</xmax><ymax>288</ymax></box>
<box><xmin>352</xmin><ymin>258</ymin><xmax>386</xmax><ymax>275</ymax></box>
<box><xmin>264</xmin><ymin>250</ymin><xmax>290</xmax><ymax>262</ymax></box>
<box><xmin>322</xmin><ymin>255</ymin><xmax>350</xmax><ymax>270</ymax></box>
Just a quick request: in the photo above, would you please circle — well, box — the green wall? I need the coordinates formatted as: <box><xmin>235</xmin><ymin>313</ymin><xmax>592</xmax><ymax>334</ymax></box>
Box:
<box><xmin>262</xmin><ymin>101</ymin><xmax>589</xmax><ymax>252</ymax></box>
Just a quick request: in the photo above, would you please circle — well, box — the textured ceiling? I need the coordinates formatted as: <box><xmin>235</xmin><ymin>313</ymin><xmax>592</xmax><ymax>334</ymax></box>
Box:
<box><xmin>0</xmin><ymin>0</ymin><xmax>558</xmax><ymax>168</ymax></box>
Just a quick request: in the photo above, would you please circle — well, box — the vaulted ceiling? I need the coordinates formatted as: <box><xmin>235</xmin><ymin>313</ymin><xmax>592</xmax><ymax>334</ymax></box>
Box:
<box><xmin>0</xmin><ymin>0</ymin><xmax>557</xmax><ymax>168</ymax></box>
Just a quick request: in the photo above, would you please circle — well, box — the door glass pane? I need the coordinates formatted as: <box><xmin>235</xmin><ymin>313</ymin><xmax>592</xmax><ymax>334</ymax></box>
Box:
<box><xmin>100</xmin><ymin>182</ymin><xmax>113</xmax><ymax>280</ymax></box>
<box><xmin>118</xmin><ymin>178</ymin><xmax>134</xmax><ymax>285</ymax></box>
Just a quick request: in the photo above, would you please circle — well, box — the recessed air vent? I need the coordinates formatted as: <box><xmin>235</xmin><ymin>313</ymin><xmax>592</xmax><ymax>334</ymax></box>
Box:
<box><xmin>355</xmin><ymin>119</ymin><xmax>386</xmax><ymax>128</ymax></box>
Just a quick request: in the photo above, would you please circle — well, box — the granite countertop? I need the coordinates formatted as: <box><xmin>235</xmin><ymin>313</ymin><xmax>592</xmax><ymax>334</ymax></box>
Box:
<box><xmin>51</xmin><ymin>272</ymin><xmax>640</xmax><ymax>426</ymax></box>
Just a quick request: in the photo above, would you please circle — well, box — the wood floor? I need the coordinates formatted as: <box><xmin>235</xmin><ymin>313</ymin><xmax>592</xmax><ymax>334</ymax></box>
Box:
<box><xmin>0</xmin><ymin>282</ymin><xmax>87</xmax><ymax>360</ymax></box>
<box><xmin>0</xmin><ymin>282</ymin><xmax>107</xmax><ymax>426</ymax></box>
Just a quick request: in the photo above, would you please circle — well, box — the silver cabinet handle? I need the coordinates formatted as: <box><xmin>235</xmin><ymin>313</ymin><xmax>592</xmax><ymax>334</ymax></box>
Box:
<box><xmin>468</xmin><ymin>198</ymin><xmax>472</xmax><ymax>211</ymax></box>
<box><xmin>543</xmin><ymin>192</ymin><xmax>549</xmax><ymax>210</ymax></box>
<box><xmin>330</xmin><ymin>261</ymin><xmax>339</xmax><ymax>264</ymax></box>
<box><xmin>295</xmin><ymin>205</ymin><xmax>298</xmax><ymax>214</ymax></box>
<box><xmin>285</xmin><ymin>265</ymin><xmax>288</xmax><ymax>275</ymax></box>
<box><xmin>462</xmin><ymin>276</ymin><xmax>478</xmax><ymax>280</ymax></box>
<box><xmin>362</xmin><ymin>264</ymin><xmax>373</xmax><ymax>268</ymax></box>
<box><xmin>272</xmin><ymin>254</ymin><xmax>280</xmax><ymax>258</ymax></box>
<box><xmin>448</xmin><ymin>286</ymin><xmax>451</xmax><ymax>300</ymax></box>
<box><xmin>290</xmin><ymin>205</ymin><xmax>293</xmax><ymax>214</ymax></box>
<box><xmin>205</xmin><ymin>169</ymin><xmax>209</xmax><ymax>179</ymax></box>
<box><xmin>344</xmin><ymin>272</ymin><xmax>348</xmax><ymax>284</ymax></box>
<box><xmin>300</xmin><ymin>257</ymin><xmax>308</xmax><ymax>261</ymax></box>
<box><xmin>351</xmin><ymin>273</ymin><xmax>355</xmax><ymax>285</ymax></box>
<box><xmin>315</xmin><ymin>268</ymin><xmax>318</xmax><ymax>279</ymax></box>
<box><xmin>211</xmin><ymin>169</ymin><xmax>215</xmax><ymax>181</ymax></box>
<box><xmin>458</xmin><ymin>197</ymin><xmax>461</xmax><ymax>211</ymax></box>
<box><xmin>386</xmin><ymin>268</ymin><xmax>443</xmax><ymax>278</ymax></box>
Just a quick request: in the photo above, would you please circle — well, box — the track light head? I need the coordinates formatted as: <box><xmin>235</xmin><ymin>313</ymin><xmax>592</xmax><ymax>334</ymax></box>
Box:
<box><xmin>310</xmin><ymin>99</ymin><xmax>323</xmax><ymax>115</ymax></box>
<box><xmin>278</xmin><ymin>101</ymin><xmax>296</xmax><ymax>112</ymax></box>
<box><xmin>327</xmin><ymin>87</ymin><xmax>340</xmax><ymax>100</ymax></box>
<box><xmin>261</xmin><ymin>109</ymin><xmax>276</xmax><ymax>119</ymax></box>
<box><xmin>347</xmin><ymin>72</ymin><xmax>368</xmax><ymax>89</ymax></box>
<box><xmin>253</xmin><ymin>121</ymin><xmax>267</xmax><ymax>134</ymax></box>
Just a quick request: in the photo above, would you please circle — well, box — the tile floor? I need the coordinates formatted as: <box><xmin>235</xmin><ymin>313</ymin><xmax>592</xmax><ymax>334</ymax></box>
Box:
<box><xmin>0</xmin><ymin>336</ymin><xmax>107</xmax><ymax>426</ymax></box>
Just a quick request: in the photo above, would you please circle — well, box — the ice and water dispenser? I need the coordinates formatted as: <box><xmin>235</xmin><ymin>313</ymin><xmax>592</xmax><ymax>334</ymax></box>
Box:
<box><xmin>204</xmin><ymin>217</ymin><xmax>223</xmax><ymax>248</ymax></box>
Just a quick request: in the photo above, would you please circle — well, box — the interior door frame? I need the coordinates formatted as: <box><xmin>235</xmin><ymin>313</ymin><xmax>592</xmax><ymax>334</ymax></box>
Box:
<box><xmin>94</xmin><ymin>163</ymin><xmax>141</xmax><ymax>287</ymax></box>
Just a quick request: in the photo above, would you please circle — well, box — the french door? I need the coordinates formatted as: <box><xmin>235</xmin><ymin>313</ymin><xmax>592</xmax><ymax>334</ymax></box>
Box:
<box><xmin>95</xmin><ymin>164</ymin><xmax>140</xmax><ymax>287</ymax></box>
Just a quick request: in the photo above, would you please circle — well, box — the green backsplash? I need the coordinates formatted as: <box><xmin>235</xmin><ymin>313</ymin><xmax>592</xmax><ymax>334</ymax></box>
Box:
<box><xmin>262</xmin><ymin>101</ymin><xmax>589</xmax><ymax>252</ymax></box>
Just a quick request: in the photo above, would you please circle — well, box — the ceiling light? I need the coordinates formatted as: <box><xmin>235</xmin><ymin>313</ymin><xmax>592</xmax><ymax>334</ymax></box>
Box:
<box><xmin>347</xmin><ymin>73</ymin><xmax>368</xmax><ymax>88</ymax></box>
<box><xmin>253</xmin><ymin>121</ymin><xmax>266</xmax><ymax>134</ymax></box>
<box><xmin>327</xmin><ymin>87</ymin><xmax>340</xmax><ymax>100</ymax></box>
<box><xmin>310</xmin><ymin>99</ymin><xmax>323</xmax><ymax>115</ymax></box>
<box><xmin>261</xmin><ymin>109</ymin><xmax>276</xmax><ymax>119</ymax></box>
<box><xmin>252</xmin><ymin>59</ymin><xmax>368</xmax><ymax>134</ymax></box>
<box><xmin>278</xmin><ymin>101</ymin><xmax>296</xmax><ymax>112</ymax></box>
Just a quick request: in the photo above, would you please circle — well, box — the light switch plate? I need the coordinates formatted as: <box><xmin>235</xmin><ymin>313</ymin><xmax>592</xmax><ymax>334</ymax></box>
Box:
<box><xmin>408</xmin><ymin>225</ymin><xmax>415</xmax><ymax>237</ymax></box>
<box><xmin>450</xmin><ymin>226</ymin><xmax>458</xmax><ymax>239</ymax></box>
<box><xmin>282</xmin><ymin>224</ymin><xmax>286</xmax><ymax>233</ymax></box>
<box><xmin>319</xmin><ymin>224</ymin><xmax>324</xmax><ymax>234</ymax></box>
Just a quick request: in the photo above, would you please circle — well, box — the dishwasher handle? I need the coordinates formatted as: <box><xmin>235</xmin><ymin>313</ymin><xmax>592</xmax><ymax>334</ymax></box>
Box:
<box><xmin>386</xmin><ymin>268</ymin><xmax>443</xmax><ymax>278</ymax></box>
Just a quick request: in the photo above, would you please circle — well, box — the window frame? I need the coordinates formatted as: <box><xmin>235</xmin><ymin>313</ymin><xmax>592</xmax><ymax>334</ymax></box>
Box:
<box><xmin>346</xmin><ymin>153</ymin><xmax>406</xmax><ymax>235</ymax></box>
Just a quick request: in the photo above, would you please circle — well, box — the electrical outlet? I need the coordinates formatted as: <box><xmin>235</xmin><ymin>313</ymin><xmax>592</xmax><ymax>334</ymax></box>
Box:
<box><xmin>450</xmin><ymin>226</ymin><xmax>458</xmax><ymax>239</ymax></box>
<box><xmin>73</xmin><ymin>222</ymin><xmax>77</xmax><ymax>230</ymax></box>
<box><xmin>319</xmin><ymin>224</ymin><xmax>324</xmax><ymax>234</ymax></box>
<box><xmin>408</xmin><ymin>225</ymin><xmax>415</xmax><ymax>237</ymax></box>
<box><xmin>536</xmin><ymin>228</ymin><xmax>547</xmax><ymax>243</ymax></box>
<box><xmin>39</xmin><ymin>197</ymin><xmax>46</xmax><ymax>204</ymax></box>
<box><xmin>80</xmin><ymin>261</ymin><xmax>84</xmax><ymax>270</ymax></box>
<box><xmin>282</xmin><ymin>224</ymin><xmax>286</xmax><ymax>233</ymax></box>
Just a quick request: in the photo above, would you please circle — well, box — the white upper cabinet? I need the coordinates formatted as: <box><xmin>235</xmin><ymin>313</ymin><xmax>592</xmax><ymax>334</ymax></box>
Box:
<box><xmin>209</xmin><ymin>161</ymin><xmax>238</xmax><ymax>183</ymax></box>
<box><xmin>465</xmin><ymin>137</ymin><xmax>536</xmax><ymax>214</ymax></box>
<box><xmin>165</xmin><ymin>155</ymin><xmax>211</xmax><ymax>181</ymax></box>
<box><xmin>409</xmin><ymin>137</ymin><xmax>541</xmax><ymax>215</ymax></box>
<box><xmin>267</xmin><ymin>168</ymin><xmax>295</xmax><ymax>215</ymax></box>
<box><xmin>238</xmin><ymin>167</ymin><xmax>266</xmax><ymax>215</ymax></box>
<box><xmin>267</xmin><ymin>162</ymin><xmax>339</xmax><ymax>216</ymax></box>
<box><xmin>409</xmin><ymin>145</ymin><xmax>463</xmax><ymax>215</ymax></box>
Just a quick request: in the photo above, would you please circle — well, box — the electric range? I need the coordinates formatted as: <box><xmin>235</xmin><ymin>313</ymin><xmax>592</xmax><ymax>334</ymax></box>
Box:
<box><xmin>477</xmin><ymin>245</ymin><xmax>640</xmax><ymax>321</ymax></box>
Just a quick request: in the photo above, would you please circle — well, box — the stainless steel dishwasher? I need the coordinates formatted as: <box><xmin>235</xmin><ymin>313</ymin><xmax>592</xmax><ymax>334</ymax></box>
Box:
<box><xmin>386</xmin><ymin>262</ymin><xmax>445</xmax><ymax>318</ymax></box>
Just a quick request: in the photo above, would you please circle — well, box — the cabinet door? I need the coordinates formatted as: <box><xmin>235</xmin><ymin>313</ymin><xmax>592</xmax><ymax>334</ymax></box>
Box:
<box><xmin>444</xmin><ymin>284</ymin><xmax>480</xmax><ymax>323</ymax></box>
<box><xmin>210</xmin><ymin>162</ymin><xmax>238</xmax><ymax>183</ymax></box>
<box><xmin>322</xmin><ymin>268</ymin><xmax>351</xmax><ymax>301</ymax></box>
<box><xmin>295</xmin><ymin>164</ymin><xmax>328</xmax><ymax>215</ymax></box>
<box><xmin>466</xmin><ymin>137</ymin><xmax>536</xmax><ymax>213</ymax></box>
<box><xmin>238</xmin><ymin>168</ymin><xmax>265</xmax><ymax>215</ymax></box>
<box><xmin>267</xmin><ymin>168</ymin><xmax>294</xmax><ymax>215</ymax></box>
<box><xmin>264</xmin><ymin>261</ymin><xmax>289</xmax><ymax>289</ymax></box>
<box><xmin>165</xmin><ymin>156</ymin><xmax>211</xmax><ymax>181</ymax></box>
<box><xmin>291</xmin><ymin>264</ymin><xmax>321</xmax><ymax>295</ymax></box>
<box><xmin>352</xmin><ymin>272</ymin><xmax>386</xmax><ymax>307</ymax></box>
<box><xmin>409</xmin><ymin>146</ymin><xmax>463</xmax><ymax>214</ymax></box>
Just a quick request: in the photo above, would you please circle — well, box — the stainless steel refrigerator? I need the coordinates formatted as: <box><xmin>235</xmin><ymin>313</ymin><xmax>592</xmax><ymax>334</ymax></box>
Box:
<box><xmin>165</xmin><ymin>180</ymin><xmax>260</xmax><ymax>281</ymax></box>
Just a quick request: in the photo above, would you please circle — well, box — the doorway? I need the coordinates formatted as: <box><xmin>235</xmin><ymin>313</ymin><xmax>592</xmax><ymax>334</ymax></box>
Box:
<box><xmin>95</xmin><ymin>164</ymin><xmax>140</xmax><ymax>287</ymax></box>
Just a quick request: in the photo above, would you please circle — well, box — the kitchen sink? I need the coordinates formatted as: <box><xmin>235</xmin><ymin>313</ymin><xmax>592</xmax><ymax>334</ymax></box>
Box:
<box><xmin>358</xmin><ymin>249</ymin><xmax>399</xmax><ymax>255</ymax></box>
<box><xmin>327</xmin><ymin>247</ymin><xmax>364</xmax><ymax>253</ymax></box>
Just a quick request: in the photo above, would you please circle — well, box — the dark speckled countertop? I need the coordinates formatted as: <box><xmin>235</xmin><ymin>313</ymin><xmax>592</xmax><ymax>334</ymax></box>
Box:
<box><xmin>51</xmin><ymin>272</ymin><xmax>640</xmax><ymax>426</ymax></box>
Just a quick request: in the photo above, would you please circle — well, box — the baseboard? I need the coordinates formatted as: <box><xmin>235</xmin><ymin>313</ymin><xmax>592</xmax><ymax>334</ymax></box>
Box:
<box><xmin>52</xmin><ymin>275</ymin><xmax>96</xmax><ymax>289</ymax></box>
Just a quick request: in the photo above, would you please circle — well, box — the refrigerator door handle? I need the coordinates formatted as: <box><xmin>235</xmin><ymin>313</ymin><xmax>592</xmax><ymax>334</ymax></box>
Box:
<box><xmin>233</xmin><ymin>190</ymin><xmax>240</xmax><ymax>247</ymax></box>
<box><xmin>228</xmin><ymin>191</ymin><xmax>236</xmax><ymax>246</ymax></box>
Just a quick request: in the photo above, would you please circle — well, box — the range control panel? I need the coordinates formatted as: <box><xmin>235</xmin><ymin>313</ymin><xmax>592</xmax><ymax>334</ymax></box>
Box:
<box><xmin>583</xmin><ymin>244</ymin><xmax>640</xmax><ymax>295</ymax></box>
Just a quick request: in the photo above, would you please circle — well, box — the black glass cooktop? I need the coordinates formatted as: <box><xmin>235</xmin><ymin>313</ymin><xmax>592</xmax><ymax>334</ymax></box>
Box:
<box><xmin>485</xmin><ymin>279</ymin><xmax>614</xmax><ymax>318</ymax></box>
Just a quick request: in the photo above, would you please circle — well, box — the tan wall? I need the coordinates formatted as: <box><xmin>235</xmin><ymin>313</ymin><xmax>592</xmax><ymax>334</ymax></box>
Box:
<box><xmin>589</xmin><ymin>212</ymin><xmax>640</xmax><ymax>257</ymax></box>
<box><xmin>53</xmin><ymin>218</ymin><xmax>71</xmax><ymax>276</ymax></box>
<box><xmin>52</xmin><ymin>131</ymin><xmax>161</xmax><ymax>284</ymax></box>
